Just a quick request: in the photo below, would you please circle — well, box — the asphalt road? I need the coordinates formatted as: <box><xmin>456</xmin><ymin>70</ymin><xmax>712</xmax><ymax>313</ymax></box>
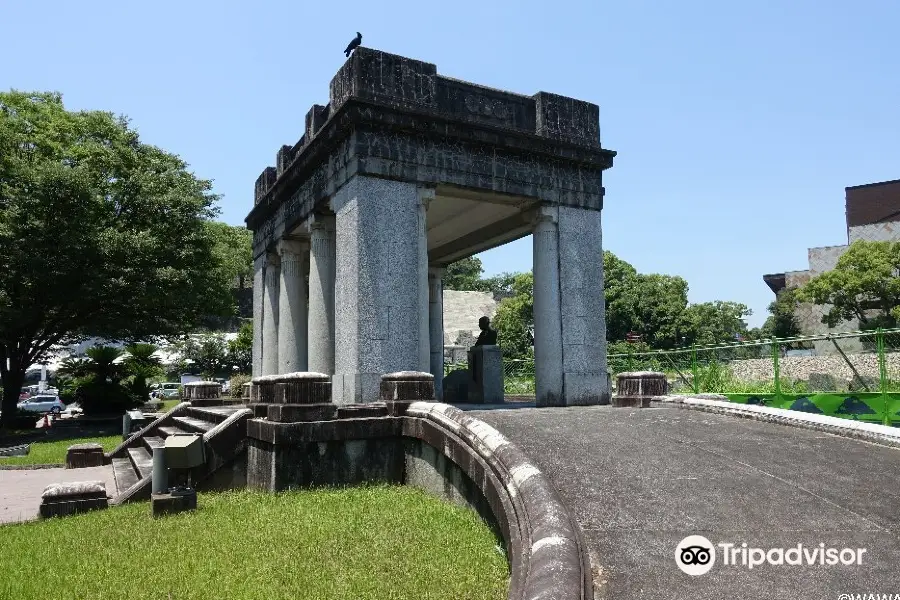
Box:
<box><xmin>471</xmin><ymin>405</ymin><xmax>900</xmax><ymax>600</ymax></box>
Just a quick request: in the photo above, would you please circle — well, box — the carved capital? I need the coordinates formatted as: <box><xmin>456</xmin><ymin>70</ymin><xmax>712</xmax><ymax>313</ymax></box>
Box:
<box><xmin>277</xmin><ymin>238</ymin><xmax>309</xmax><ymax>258</ymax></box>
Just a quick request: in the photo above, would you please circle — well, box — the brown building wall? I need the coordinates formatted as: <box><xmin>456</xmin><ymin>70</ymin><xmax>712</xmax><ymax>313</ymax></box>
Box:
<box><xmin>845</xmin><ymin>179</ymin><xmax>900</xmax><ymax>233</ymax></box>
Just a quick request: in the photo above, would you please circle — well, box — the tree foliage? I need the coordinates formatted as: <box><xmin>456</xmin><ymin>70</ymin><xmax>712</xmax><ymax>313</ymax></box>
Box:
<box><xmin>492</xmin><ymin>273</ymin><xmax>534</xmax><ymax>359</ymax></box>
<box><xmin>796</xmin><ymin>240</ymin><xmax>900</xmax><ymax>330</ymax></box>
<box><xmin>228</xmin><ymin>321</ymin><xmax>253</xmax><ymax>374</ymax></box>
<box><xmin>761</xmin><ymin>288</ymin><xmax>802</xmax><ymax>339</ymax></box>
<box><xmin>443</xmin><ymin>256</ymin><xmax>484</xmax><ymax>291</ymax></box>
<box><xmin>0</xmin><ymin>91</ymin><xmax>233</xmax><ymax>427</ymax></box>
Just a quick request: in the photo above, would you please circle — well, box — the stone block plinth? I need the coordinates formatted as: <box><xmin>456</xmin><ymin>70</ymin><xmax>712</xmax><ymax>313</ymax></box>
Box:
<box><xmin>182</xmin><ymin>381</ymin><xmax>222</xmax><ymax>402</ymax></box>
<box><xmin>242</xmin><ymin>382</ymin><xmax>252</xmax><ymax>400</ymax></box>
<box><xmin>267</xmin><ymin>403</ymin><xmax>338</xmax><ymax>423</ymax></box>
<box><xmin>152</xmin><ymin>489</ymin><xmax>198</xmax><ymax>517</ymax></box>
<box><xmin>273</xmin><ymin>372</ymin><xmax>331</xmax><ymax>404</ymax></box>
<box><xmin>40</xmin><ymin>481</ymin><xmax>108</xmax><ymax>518</ymax></box>
<box><xmin>251</xmin><ymin>375</ymin><xmax>277</xmax><ymax>403</ymax></box>
<box><xmin>65</xmin><ymin>443</ymin><xmax>105</xmax><ymax>469</ymax></box>
<box><xmin>467</xmin><ymin>346</ymin><xmax>504</xmax><ymax>404</ymax></box>
<box><xmin>612</xmin><ymin>371</ymin><xmax>668</xmax><ymax>408</ymax></box>
<box><xmin>380</xmin><ymin>372</ymin><xmax>435</xmax><ymax>416</ymax></box>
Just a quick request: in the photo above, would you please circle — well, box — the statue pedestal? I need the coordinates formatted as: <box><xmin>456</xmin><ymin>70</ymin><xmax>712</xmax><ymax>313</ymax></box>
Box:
<box><xmin>467</xmin><ymin>345</ymin><xmax>504</xmax><ymax>404</ymax></box>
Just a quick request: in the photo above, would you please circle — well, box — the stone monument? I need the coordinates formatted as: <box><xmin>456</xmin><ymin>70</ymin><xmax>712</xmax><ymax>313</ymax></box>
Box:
<box><xmin>467</xmin><ymin>317</ymin><xmax>503</xmax><ymax>404</ymax></box>
<box><xmin>247</xmin><ymin>47</ymin><xmax>615</xmax><ymax>407</ymax></box>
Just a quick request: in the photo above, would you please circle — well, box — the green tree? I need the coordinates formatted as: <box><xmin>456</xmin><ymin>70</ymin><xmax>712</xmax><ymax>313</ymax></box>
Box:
<box><xmin>678</xmin><ymin>301</ymin><xmax>752</xmax><ymax>346</ymax></box>
<box><xmin>761</xmin><ymin>288</ymin><xmax>802</xmax><ymax>339</ymax></box>
<box><xmin>206</xmin><ymin>222</ymin><xmax>253</xmax><ymax>289</ymax></box>
<box><xmin>796</xmin><ymin>240</ymin><xmax>900</xmax><ymax>330</ymax></box>
<box><xmin>122</xmin><ymin>343</ymin><xmax>163</xmax><ymax>401</ymax></box>
<box><xmin>0</xmin><ymin>91</ymin><xmax>233</xmax><ymax>428</ymax></box>
<box><xmin>177</xmin><ymin>333</ymin><xmax>229</xmax><ymax>378</ymax></box>
<box><xmin>227</xmin><ymin>321</ymin><xmax>253</xmax><ymax>374</ymax></box>
<box><xmin>492</xmin><ymin>272</ymin><xmax>534</xmax><ymax>359</ymax></box>
<box><xmin>70</xmin><ymin>346</ymin><xmax>140</xmax><ymax>415</ymax></box>
<box><xmin>442</xmin><ymin>256</ymin><xmax>484</xmax><ymax>291</ymax></box>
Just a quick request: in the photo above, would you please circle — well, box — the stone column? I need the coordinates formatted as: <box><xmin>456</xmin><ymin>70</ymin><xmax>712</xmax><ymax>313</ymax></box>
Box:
<box><xmin>428</xmin><ymin>267</ymin><xmax>445</xmax><ymax>400</ymax></box>
<box><xmin>308</xmin><ymin>216</ymin><xmax>336</xmax><ymax>375</ymax></box>
<box><xmin>261</xmin><ymin>252</ymin><xmax>280</xmax><ymax>376</ymax></box>
<box><xmin>417</xmin><ymin>189</ymin><xmax>433</xmax><ymax>372</ymax></box>
<box><xmin>252</xmin><ymin>254</ymin><xmax>266</xmax><ymax>378</ymax></box>
<box><xmin>532</xmin><ymin>208</ymin><xmax>564</xmax><ymax>406</ymax></box>
<box><xmin>558</xmin><ymin>205</ymin><xmax>610</xmax><ymax>404</ymax></box>
<box><xmin>277</xmin><ymin>239</ymin><xmax>309</xmax><ymax>374</ymax></box>
<box><xmin>332</xmin><ymin>175</ymin><xmax>428</xmax><ymax>404</ymax></box>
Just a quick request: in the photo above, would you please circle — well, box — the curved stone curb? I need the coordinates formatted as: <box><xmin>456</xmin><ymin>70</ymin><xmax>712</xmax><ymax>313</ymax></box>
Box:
<box><xmin>407</xmin><ymin>402</ymin><xmax>593</xmax><ymax>600</ymax></box>
<box><xmin>653</xmin><ymin>394</ymin><xmax>900</xmax><ymax>449</ymax></box>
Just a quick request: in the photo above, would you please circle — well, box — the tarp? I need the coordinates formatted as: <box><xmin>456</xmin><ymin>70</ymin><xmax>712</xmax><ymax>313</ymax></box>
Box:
<box><xmin>724</xmin><ymin>392</ymin><xmax>900</xmax><ymax>427</ymax></box>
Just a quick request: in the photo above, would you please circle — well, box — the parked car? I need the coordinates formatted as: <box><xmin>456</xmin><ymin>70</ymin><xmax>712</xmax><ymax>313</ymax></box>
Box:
<box><xmin>154</xmin><ymin>382</ymin><xmax>181</xmax><ymax>400</ymax></box>
<box><xmin>17</xmin><ymin>395</ymin><xmax>66</xmax><ymax>414</ymax></box>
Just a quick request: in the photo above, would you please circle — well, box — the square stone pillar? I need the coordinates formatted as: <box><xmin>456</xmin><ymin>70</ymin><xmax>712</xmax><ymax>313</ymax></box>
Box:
<box><xmin>308</xmin><ymin>215</ymin><xmax>336</xmax><ymax>375</ymax></box>
<box><xmin>532</xmin><ymin>205</ymin><xmax>610</xmax><ymax>406</ymax></box>
<box><xmin>532</xmin><ymin>208</ymin><xmax>564</xmax><ymax>406</ymax></box>
<box><xmin>277</xmin><ymin>239</ymin><xmax>309</xmax><ymax>374</ymax></box>
<box><xmin>252</xmin><ymin>254</ymin><xmax>266</xmax><ymax>378</ymax></box>
<box><xmin>332</xmin><ymin>175</ymin><xmax>429</xmax><ymax>404</ymax></box>
<box><xmin>417</xmin><ymin>189</ymin><xmax>433</xmax><ymax>373</ymax></box>
<box><xmin>428</xmin><ymin>267</ymin><xmax>445</xmax><ymax>400</ymax></box>
<box><xmin>261</xmin><ymin>252</ymin><xmax>280</xmax><ymax>376</ymax></box>
<box><xmin>558</xmin><ymin>205</ymin><xmax>609</xmax><ymax>404</ymax></box>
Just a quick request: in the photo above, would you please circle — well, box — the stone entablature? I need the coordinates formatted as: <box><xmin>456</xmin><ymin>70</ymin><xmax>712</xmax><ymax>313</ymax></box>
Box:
<box><xmin>246</xmin><ymin>47</ymin><xmax>615</xmax><ymax>258</ymax></box>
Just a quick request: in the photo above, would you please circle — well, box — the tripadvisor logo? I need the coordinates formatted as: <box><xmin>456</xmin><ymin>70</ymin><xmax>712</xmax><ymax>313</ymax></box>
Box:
<box><xmin>675</xmin><ymin>536</ymin><xmax>867</xmax><ymax>575</ymax></box>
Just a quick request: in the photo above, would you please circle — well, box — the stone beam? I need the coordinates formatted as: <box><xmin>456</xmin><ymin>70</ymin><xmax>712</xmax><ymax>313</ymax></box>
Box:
<box><xmin>428</xmin><ymin>211</ymin><xmax>536</xmax><ymax>266</ymax></box>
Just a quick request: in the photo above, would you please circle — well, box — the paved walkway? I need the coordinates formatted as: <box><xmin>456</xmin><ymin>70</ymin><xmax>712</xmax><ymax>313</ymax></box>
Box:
<box><xmin>0</xmin><ymin>465</ymin><xmax>116</xmax><ymax>524</ymax></box>
<box><xmin>472</xmin><ymin>405</ymin><xmax>900</xmax><ymax>600</ymax></box>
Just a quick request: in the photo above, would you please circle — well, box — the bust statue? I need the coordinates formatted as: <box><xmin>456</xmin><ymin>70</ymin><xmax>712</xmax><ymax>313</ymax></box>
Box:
<box><xmin>474</xmin><ymin>316</ymin><xmax>497</xmax><ymax>346</ymax></box>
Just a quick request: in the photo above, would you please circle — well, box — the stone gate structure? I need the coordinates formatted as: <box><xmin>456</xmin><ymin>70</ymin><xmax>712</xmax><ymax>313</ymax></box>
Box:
<box><xmin>246</xmin><ymin>47</ymin><xmax>616</xmax><ymax>407</ymax></box>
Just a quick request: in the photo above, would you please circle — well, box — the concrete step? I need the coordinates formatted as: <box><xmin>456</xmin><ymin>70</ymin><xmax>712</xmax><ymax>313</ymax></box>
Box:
<box><xmin>186</xmin><ymin>406</ymin><xmax>242</xmax><ymax>425</ymax></box>
<box><xmin>171</xmin><ymin>416</ymin><xmax>214</xmax><ymax>434</ymax></box>
<box><xmin>111</xmin><ymin>457</ymin><xmax>139</xmax><ymax>494</ymax></box>
<box><xmin>127</xmin><ymin>446</ymin><xmax>153</xmax><ymax>479</ymax></box>
<box><xmin>158</xmin><ymin>425</ymin><xmax>189</xmax><ymax>438</ymax></box>
<box><xmin>143</xmin><ymin>436</ymin><xmax>165</xmax><ymax>453</ymax></box>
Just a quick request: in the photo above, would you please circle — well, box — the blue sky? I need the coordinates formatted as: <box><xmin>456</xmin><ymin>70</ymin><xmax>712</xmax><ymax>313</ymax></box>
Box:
<box><xmin>3</xmin><ymin>0</ymin><xmax>898</xmax><ymax>328</ymax></box>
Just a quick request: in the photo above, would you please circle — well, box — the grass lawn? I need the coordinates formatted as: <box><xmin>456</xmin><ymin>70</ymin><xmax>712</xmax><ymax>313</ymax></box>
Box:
<box><xmin>0</xmin><ymin>486</ymin><xmax>509</xmax><ymax>600</ymax></box>
<box><xmin>0</xmin><ymin>435</ymin><xmax>121</xmax><ymax>466</ymax></box>
<box><xmin>160</xmin><ymin>398</ymin><xmax>180</xmax><ymax>411</ymax></box>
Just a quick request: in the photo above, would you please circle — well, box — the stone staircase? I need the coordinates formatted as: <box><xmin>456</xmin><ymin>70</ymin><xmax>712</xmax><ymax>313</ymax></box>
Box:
<box><xmin>106</xmin><ymin>403</ymin><xmax>252</xmax><ymax>505</ymax></box>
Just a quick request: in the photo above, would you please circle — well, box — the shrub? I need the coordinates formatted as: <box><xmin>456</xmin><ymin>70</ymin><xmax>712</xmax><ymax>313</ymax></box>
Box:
<box><xmin>229</xmin><ymin>374</ymin><xmax>251</xmax><ymax>398</ymax></box>
<box><xmin>74</xmin><ymin>380</ymin><xmax>141</xmax><ymax>416</ymax></box>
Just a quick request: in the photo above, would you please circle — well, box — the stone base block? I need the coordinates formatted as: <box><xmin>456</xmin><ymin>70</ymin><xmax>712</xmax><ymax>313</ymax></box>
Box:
<box><xmin>337</xmin><ymin>404</ymin><xmax>389</xmax><ymax>419</ymax></box>
<box><xmin>247</xmin><ymin>403</ymin><xmax>271</xmax><ymax>418</ymax></box>
<box><xmin>189</xmin><ymin>398</ymin><xmax>225</xmax><ymax>407</ymax></box>
<box><xmin>65</xmin><ymin>443</ymin><xmax>106</xmax><ymax>468</ymax></box>
<box><xmin>152</xmin><ymin>489</ymin><xmax>198</xmax><ymax>517</ymax></box>
<box><xmin>267</xmin><ymin>403</ymin><xmax>338</xmax><ymax>423</ymax></box>
<box><xmin>380</xmin><ymin>372</ymin><xmax>436</xmax><ymax>402</ymax></box>
<box><xmin>40</xmin><ymin>481</ymin><xmax>108</xmax><ymax>518</ymax></box>
<box><xmin>611</xmin><ymin>396</ymin><xmax>652</xmax><ymax>408</ymax></box>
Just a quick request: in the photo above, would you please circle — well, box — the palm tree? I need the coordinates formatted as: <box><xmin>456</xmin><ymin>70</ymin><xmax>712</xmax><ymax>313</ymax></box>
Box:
<box><xmin>83</xmin><ymin>346</ymin><xmax>125</xmax><ymax>383</ymax></box>
<box><xmin>122</xmin><ymin>343</ymin><xmax>162</xmax><ymax>400</ymax></box>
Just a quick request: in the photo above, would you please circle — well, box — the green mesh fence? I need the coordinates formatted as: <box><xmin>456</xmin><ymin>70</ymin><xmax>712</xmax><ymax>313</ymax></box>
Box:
<box><xmin>442</xmin><ymin>328</ymin><xmax>900</xmax><ymax>422</ymax></box>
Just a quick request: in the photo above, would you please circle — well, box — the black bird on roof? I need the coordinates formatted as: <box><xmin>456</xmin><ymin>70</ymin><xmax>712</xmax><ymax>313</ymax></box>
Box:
<box><xmin>344</xmin><ymin>32</ymin><xmax>362</xmax><ymax>57</ymax></box>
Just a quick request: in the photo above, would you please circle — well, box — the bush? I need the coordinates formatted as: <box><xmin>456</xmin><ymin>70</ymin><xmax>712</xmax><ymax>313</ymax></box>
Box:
<box><xmin>229</xmin><ymin>374</ymin><xmax>251</xmax><ymax>398</ymax></box>
<box><xmin>74</xmin><ymin>381</ymin><xmax>142</xmax><ymax>416</ymax></box>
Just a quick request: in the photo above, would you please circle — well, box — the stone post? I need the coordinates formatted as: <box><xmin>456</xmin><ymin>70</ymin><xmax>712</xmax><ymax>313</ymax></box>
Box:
<box><xmin>308</xmin><ymin>216</ymin><xmax>336</xmax><ymax>375</ymax></box>
<box><xmin>277</xmin><ymin>239</ymin><xmax>309</xmax><ymax>374</ymax></box>
<box><xmin>332</xmin><ymin>176</ymin><xmax>428</xmax><ymax>404</ymax></box>
<box><xmin>428</xmin><ymin>267</ymin><xmax>445</xmax><ymax>400</ymax></box>
<box><xmin>417</xmin><ymin>189</ymin><xmax>433</xmax><ymax>373</ymax></box>
<box><xmin>380</xmin><ymin>371</ymin><xmax>435</xmax><ymax>416</ymax></box>
<box><xmin>532</xmin><ymin>208</ymin><xmax>564</xmax><ymax>406</ymax></box>
<box><xmin>267</xmin><ymin>372</ymin><xmax>335</xmax><ymax>422</ymax></box>
<box><xmin>252</xmin><ymin>255</ymin><xmax>266</xmax><ymax>378</ymax></box>
<box><xmin>558</xmin><ymin>206</ymin><xmax>610</xmax><ymax>405</ymax></box>
<box><xmin>262</xmin><ymin>252</ymin><xmax>280</xmax><ymax>376</ymax></box>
